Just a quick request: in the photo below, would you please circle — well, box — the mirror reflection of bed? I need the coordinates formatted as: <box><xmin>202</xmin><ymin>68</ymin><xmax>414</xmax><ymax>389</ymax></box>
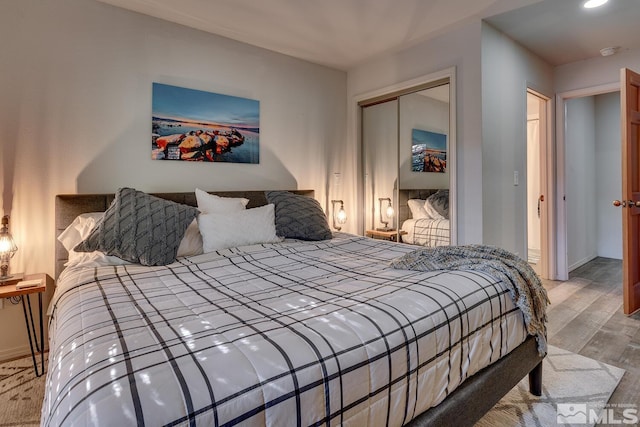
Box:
<box><xmin>399</xmin><ymin>188</ymin><xmax>450</xmax><ymax>246</ymax></box>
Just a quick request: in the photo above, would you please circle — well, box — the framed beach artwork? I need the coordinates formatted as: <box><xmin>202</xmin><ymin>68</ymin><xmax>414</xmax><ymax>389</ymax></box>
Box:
<box><xmin>152</xmin><ymin>83</ymin><xmax>260</xmax><ymax>163</ymax></box>
<box><xmin>411</xmin><ymin>128</ymin><xmax>447</xmax><ymax>173</ymax></box>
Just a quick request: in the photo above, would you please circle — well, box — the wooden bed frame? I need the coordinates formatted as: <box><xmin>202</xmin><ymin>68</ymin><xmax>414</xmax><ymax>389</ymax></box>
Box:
<box><xmin>54</xmin><ymin>190</ymin><xmax>543</xmax><ymax>427</ymax></box>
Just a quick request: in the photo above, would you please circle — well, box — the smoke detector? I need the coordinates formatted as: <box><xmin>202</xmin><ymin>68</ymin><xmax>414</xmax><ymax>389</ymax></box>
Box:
<box><xmin>600</xmin><ymin>46</ymin><xmax>620</xmax><ymax>57</ymax></box>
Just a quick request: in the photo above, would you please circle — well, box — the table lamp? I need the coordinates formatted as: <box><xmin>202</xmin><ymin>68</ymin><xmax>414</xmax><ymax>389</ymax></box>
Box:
<box><xmin>377</xmin><ymin>197</ymin><xmax>395</xmax><ymax>231</ymax></box>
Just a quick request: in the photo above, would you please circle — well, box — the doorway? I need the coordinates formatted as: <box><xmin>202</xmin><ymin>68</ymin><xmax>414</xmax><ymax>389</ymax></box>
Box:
<box><xmin>526</xmin><ymin>90</ymin><xmax>550</xmax><ymax>278</ymax></box>
<box><xmin>556</xmin><ymin>83</ymin><xmax>622</xmax><ymax>280</ymax></box>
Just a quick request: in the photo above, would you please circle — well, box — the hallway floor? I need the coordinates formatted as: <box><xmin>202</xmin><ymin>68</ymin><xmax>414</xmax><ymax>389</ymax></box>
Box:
<box><xmin>542</xmin><ymin>257</ymin><xmax>640</xmax><ymax>408</ymax></box>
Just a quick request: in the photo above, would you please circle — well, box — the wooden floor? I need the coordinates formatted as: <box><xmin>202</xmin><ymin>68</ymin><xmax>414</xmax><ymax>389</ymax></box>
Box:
<box><xmin>543</xmin><ymin>257</ymin><xmax>640</xmax><ymax>407</ymax></box>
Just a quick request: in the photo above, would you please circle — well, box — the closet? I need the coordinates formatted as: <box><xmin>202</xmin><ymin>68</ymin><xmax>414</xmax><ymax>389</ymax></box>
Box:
<box><xmin>359</xmin><ymin>70</ymin><xmax>456</xmax><ymax>245</ymax></box>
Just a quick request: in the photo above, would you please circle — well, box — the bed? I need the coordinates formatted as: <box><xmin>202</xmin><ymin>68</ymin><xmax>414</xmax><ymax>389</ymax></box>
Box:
<box><xmin>398</xmin><ymin>190</ymin><xmax>450</xmax><ymax>247</ymax></box>
<box><xmin>43</xmin><ymin>189</ymin><xmax>545</xmax><ymax>427</ymax></box>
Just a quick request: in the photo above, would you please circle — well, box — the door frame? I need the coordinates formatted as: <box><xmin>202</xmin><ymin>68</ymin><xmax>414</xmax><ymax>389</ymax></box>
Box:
<box><xmin>526</xmin><ymin>88</ymin><xmax>551</xmax><ymax>279</ymax></box>
<box><xmin>555</xmin><ymin>82</ymin><xmax>620</xmax><ymax>280</ymax></box>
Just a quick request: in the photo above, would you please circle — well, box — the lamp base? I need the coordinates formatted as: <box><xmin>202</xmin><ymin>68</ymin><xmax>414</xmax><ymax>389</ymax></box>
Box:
<box><xmin>0</xmin><ymin>272</ymin><xmax>23</xmax><ymax>286</ymax></box>
<box><xmin>376</xmin><ymin>227</ymin><xmax>395</xmax><ymax>232</ymax></box>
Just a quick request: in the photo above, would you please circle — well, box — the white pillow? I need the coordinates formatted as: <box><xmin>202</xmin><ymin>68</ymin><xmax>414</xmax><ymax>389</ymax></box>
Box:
<box><xmin>198</xmin><ymin>204</ymin><xmax>282</xmax><ymax>252</ymax></box>
<box><xmin>195</xmin><ymin>188</ymin><xmax>249</xmax><ymax>213</ymax></box>
<box><xmin>57</xmin><ymin>212</ymin><xmax>104</xmax><ymax>252</ymax></box>
<box><xmin>407</xmin><ymin>199</ymin><xmax>429</xmax><ymax>219</ymax></box>
<box><xmin>176</xmin><ymin>219</ymin><xmax>203</xmax><ymax>257</ymax></box>
<box><xmin>58</xmin><ymin>212</ymin><xmax>131</xmax><ymax>268</ymax></box>
<box><xmin>65</xmin><ymin>252</ymin><xmax>132</xmax><ymax>269</ymax></box>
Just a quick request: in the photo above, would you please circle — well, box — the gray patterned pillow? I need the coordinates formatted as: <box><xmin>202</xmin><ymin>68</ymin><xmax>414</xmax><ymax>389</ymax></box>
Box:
<box><xmin>426</xmin><ymin>189</ymin><xmax>449</xmax><ymax>219</ymax></box>
<box><xmin>265</xmin><ymin>191</ymin><xmax>332</xmax><ymax>241</ymax></box>
<box><xmin>74</xmin><ymin>188</ymin><xmax>198</xmax><ymax>266</ymax></box>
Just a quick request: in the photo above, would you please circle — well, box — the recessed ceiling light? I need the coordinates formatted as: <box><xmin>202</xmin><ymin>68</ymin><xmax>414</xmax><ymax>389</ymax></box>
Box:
<box><xmin>583</xmin><ymin>0</ymin><xmax>608</xmax><ymax>8</ymax></box>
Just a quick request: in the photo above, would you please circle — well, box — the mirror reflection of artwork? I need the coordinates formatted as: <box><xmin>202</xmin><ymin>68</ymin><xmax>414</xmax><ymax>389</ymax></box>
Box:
<box><xmin>411</xmin><ymin>129</ymin><xmax>447</xmax><ymax>173</ymax></box>
<box><xmin>152</xmin><ymin>83</ymin><xmax>259</xmax><ymax>163</ymax></box>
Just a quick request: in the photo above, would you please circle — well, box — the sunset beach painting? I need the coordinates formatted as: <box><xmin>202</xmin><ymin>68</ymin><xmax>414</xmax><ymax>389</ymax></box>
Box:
<box><xmin>152</xmin><ymin>83</ymin><xmax>259</xmax><ymax>163</ymax></box>
<box><xmin>411</xmin><ymin>129</ymin><xmax>447</xmax><ymax>173</ymax></box>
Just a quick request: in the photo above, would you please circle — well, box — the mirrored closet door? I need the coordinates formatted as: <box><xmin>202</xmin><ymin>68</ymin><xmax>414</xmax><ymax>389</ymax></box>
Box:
<box><xmin>360</xmin><ymin>71</ymin><xmax>456</xmax><ymax>246</ymax></box>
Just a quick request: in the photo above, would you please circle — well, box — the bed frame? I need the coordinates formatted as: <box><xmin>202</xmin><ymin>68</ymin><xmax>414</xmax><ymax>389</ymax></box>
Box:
<box><xmin>54</xmin><ymin>190</ymin><xmax>543</xmax><ymax>427</ymax></box>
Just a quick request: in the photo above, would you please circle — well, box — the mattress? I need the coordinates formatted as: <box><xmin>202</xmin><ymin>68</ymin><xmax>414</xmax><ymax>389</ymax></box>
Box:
<box><xmin>401</xmin><ymin>218</ymin><xmax>450</xmax><ymax>247</ymax></box>
<box><xmin>42</xmin><ymin>234</ymin><xmax>527</xmax><ymax>426</ymax></box>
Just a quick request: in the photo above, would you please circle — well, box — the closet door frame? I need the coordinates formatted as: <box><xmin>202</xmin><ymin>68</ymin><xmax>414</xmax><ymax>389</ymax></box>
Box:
<box><xmin>354</xmin><ymin>67</ymin><xmax>457</xmax><ymax>244</ymax></box>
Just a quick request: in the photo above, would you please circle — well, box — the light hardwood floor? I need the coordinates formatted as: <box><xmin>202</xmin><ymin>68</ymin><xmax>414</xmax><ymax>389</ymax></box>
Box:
<box><xmin>543</xmin><ymin>257</ymin><xmax>640</xmax><ymax>407</ymax></box>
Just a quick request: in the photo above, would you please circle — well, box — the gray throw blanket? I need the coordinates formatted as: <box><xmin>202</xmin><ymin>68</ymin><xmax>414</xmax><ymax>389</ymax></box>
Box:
<box><xmin>390</xmin><ymin>245</ymin><xmax>549</xmax><ymax>355</ymax></box>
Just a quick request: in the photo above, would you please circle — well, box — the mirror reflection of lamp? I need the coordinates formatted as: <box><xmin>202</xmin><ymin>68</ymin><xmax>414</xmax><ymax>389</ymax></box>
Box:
<box><xmin>0</xmin><ymin>216</ymin><xmax>18</xmax><ymax>280</ymax></box>
<box><xmin>331</xmin><ymin>200</ymin><xmax>347</xmax><ymax>231</ymax></box>
<box><xmin>377</xmin><ymin>198</ymin><xmax>395</xmax><ymax>231</ymax></box>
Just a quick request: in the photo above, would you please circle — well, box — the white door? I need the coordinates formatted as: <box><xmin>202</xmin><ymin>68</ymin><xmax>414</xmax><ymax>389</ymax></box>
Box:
<box><xmin>526</xmin><ymin>90</ymin><xmax>550</xmax><ymax>278</ymax></box>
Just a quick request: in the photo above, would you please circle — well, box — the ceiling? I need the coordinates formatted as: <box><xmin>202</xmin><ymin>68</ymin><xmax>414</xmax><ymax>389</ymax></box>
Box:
<box><xmin>485</xmin><ymin>0</ymin><xmax>640</xmax><ymax>66</ymax></box>
<box><xmin>97</xmin><ymin>0</ymin><xmax>640</xmax><ymax>70</ymax></box>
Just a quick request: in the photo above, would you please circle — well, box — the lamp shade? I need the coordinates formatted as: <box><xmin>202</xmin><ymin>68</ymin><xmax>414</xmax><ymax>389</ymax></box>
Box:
<box><xmin>330</xmin><ymin>200</ymin><xmax>347</xmax><ymax>231</ymax></box>
<box><xmin>336</xmin><ymin>206</ymin><xmax>347</xmax><ymax>224</ymax></box>
<box><xmin>385</xmin><ymin>204</ymin><xmax>395</xmax><ymax>218</ymax></box>
<box><xmin>0</xmin><ymin>216</ymin><xmax>18</xmax><ymax>279</ymax></box>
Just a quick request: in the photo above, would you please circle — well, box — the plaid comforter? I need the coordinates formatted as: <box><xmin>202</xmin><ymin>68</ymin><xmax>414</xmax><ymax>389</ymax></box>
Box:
<box><xmin>400</xmin><ymin>219</ymin><xmax>450</xmax><ymax>247</ymax></box>
<box><xmin>42</xmin><ymin>234</ymin><xmax>527</xmax><ymax>427</ymax></box>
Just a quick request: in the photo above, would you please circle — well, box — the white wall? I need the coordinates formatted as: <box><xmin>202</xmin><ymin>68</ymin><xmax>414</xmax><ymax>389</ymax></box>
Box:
<box><xmin>346</xmin><ymin>21</ymin><xmax>483</xmax><ymax>243</ymax></box>
<box><xmin>595</xmin><ymin>92</ymin><xmax>622</xmax><ymax>259</ymax></box>
<box><xmin>481</xmin><ymin>23</ymin><xmax>554</xmax><ymax>257</ymax></box>
<box><xmin>565</xmin><ymin>97</ymin><xmax>598</xmax><ymax>270</ymax></box>
<box><xmin>555</xmin><ymin>48</ymin><xmax>640</xmax><ymax>93</ymax></box>
<box><xmin>0</xmin><ymin>0</ymin><xmax>346</xmax><ymax>359</ymax></box>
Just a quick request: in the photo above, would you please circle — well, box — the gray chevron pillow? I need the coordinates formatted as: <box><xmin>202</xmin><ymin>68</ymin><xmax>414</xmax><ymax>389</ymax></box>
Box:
<box><xmin>74</xmin><ymin>188</ymin><xmax>198</xmax><ymax>266</ymax></box>
<box><xmin>426</xmin><ymin>189</ymin><xmax>449</xmax><ymax>219</ymax></box>
<box><xmin>265</xmin><ymin>191</ymin><xmax>332</xmax><ymax>241</ymax></box>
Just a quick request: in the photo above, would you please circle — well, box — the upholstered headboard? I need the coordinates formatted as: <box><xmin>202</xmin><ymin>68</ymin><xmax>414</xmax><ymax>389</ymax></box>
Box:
<box><xmin>55</xmin><ymin>190</ymin><xmax>314</xmax><ymax>279</ymax></box>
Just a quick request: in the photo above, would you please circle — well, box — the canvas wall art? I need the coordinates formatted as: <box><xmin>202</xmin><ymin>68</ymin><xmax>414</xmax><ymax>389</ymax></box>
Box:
<box><xmin>152</xmin><ymin>83</ymin><xmax>260</xmax><ymax>163</ymax></box>
<box><xmin>411</xmin><ymin>129</ymin><xmax>447</xmax><ymax>173</ymax></box>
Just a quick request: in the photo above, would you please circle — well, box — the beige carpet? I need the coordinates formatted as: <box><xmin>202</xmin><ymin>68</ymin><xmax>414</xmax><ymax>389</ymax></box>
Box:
<box><xmin>0</xmin><ymin>354</ymin><xmax>47</xmax><ymax>427</ymax></box>
<box><xmin>476</xmin><ymin>345</ymin><xmax>626</xmax><ymax>427</ymax></box>
<box><xmin>0</xmin><ymin>347</ymin><xmax>625</xmax><ymax>427</ymax></box>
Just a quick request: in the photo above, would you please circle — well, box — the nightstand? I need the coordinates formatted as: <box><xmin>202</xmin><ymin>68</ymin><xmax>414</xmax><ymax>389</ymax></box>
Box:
<box><xmin>365</xmin><ymin>229</ymin><xmax>407</xmax><ymax>242</ymax></box>
<box><xmin>0</xmin><ymin>273</ymin><xmax>53</xmax><ymax>377</ymax></box>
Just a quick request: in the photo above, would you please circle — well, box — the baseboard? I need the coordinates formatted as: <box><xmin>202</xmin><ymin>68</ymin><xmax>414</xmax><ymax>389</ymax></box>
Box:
<box><xmin>0</xmin><ymin>345</ymin><xmax>47</xmax><ymax>363</ymax></box>
<box><xmin>568</xmin><ymin>254</ymin><xmax>597</xmax><ymax>272</ymax></box>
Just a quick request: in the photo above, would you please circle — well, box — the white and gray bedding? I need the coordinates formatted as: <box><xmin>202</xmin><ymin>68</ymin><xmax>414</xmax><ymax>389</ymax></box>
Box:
<box><xmin>42</xmin><ymin>234</ymin><xmax>530</xmax><ymax>427</ymax></box>
<box><xmin>401</xmin><ymin>218</ymin><xmax>450</xmax><ymax>247</ymax></box>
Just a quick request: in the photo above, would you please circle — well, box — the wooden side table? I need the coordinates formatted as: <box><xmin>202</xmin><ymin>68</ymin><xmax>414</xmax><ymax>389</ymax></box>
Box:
<box><xmin>366</xmin><ymin>229</ymin><xmax>407</xmax><ymax>242</ymax></box>
<box><xmin>0</xmin><ymin>273</ymin><xmax>53</xmax><ymax>377</ymax></box>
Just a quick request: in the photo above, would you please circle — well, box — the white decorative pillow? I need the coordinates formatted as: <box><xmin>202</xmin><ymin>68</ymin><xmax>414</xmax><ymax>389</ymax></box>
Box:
<box><xmin>198</xmin><ymin>204</ymin><xmax>282</xmax><ymax>252</ymax></box>
<box><xmin>407</xmin><ymin>199</ymin><xmax>429</xmax><ymax>219</ymax></box>
<box><xmin>176</xmin><ymin>219</ymin><xmax>204</xmax><ymax>257</ymax></box>
<box><xmin>195</xmin><ymin>188</ymin><xmax>249</xmax><ymax>213</ymax></box>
